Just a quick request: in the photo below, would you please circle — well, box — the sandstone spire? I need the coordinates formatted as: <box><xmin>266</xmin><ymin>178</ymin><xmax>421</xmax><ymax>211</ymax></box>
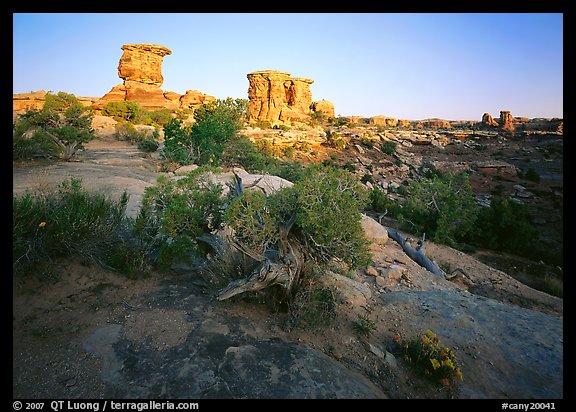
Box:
<box><xmin>117</xmin><ymin>44</ymin><xmax>172</xmax><ymax>86</ymax></box>
<box><xmin>92</xmin><ymin>44</ymin><xmax>214</xmax><ymax>112</ymax></box>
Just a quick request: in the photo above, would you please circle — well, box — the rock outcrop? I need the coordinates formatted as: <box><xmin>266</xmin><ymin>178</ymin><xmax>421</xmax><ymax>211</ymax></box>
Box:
<box><xmin>499</xmin><ymin>110</ymin><xmax>516</xmax><ymax>133</ymax></box>
<box><xmin>247</xmin><ymin>70</ymin><xmax>333</xmax><ymax>125</ymax></box>
<box><xmin>310</xmin><ymin>99</ymin><xmax>335</xmax><ymax>120</ymax></box>
<box><xmin>117</xmin><ymin>44</ymin><xmax>171</xmax><ymax>86</ymax></box>
<box><xmin>12</xmin><ymin>90</ymin><xmax>97</xmax><ymax>113</ymax></box>
<box><xmin>369</xmin><ymin>116</ymin><xmax>398</xmax><ymax>127</ymax></box>
<box><xmin>92</xmin><ymin>44</ymin><xmax>215</xmax><ymax>113</ymax></box>
<box><xmin>481</xmin><ymin>112</ymin><xmax>499</xmax><ymax>127</ymax></box>
<box><xmin>416</xmin><ymin>118</ymin><xmax>452</xmax><ymax>129</ymax></box>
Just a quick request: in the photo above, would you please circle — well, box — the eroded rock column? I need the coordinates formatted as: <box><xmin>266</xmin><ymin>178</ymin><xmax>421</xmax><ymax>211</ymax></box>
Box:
<box><xmin>247</xmin><ymin>70</ymin><xmax>292</xmax><ymax>123</ymax></box>
<box><xmin>117</xmin><ymin>44</ymin><xmax>172</xmax><ymax>86</ymax></box>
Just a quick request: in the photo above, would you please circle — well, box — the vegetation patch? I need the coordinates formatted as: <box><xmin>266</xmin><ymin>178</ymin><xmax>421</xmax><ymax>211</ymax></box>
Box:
<box><xmin>395</xmin><ymin>329</ymin><xmax>463</xmax><ymax>387</ymax></box>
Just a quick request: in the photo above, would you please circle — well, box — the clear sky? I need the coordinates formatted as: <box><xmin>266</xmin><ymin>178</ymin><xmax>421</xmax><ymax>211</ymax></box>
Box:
<box><xmin>13</xmin><ymin>13</ymin><xmax>563</xmax><ymax>120</ymax></box>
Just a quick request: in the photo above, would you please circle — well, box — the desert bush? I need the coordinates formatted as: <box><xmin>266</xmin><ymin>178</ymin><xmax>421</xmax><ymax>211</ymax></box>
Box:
<box><xmin>381</xmin><ymin>140</ymin><xmax>397</xmax><ymax>156</ymax></box>
<box><xmin>221</xmin><ymin>135</ymin><xmax>306</xmax><ymax>182</ymax></box>
<box><xmin>140</xmin><ymin>108</ymin><xmax>173</xmax><ymax>127</ymax></box>
<box><xmin>253</xmin><ymin>120</ymin><xmax>272</xmax><ymax>129</ymax></box>
<box><xmin>289</xmin><ymin>277</ymin><xmax>338</xmax><ymax>329</ymax></box>
<box><xmin>369</xmin><ymin>188</ymin><xmax>402</xmax><ymax>216</ymax></box>
<box><xmin>359</xmin><ymin>137</ymin><xmax>375</xmax><ymax>149</ymax></box>
<box><xmin>253</xmin><ymin>139</ymin><xmax>283</xmax><ymax>158</ymax></box>
<box><xmin>102</xmin><ymin>101</ymin><xmax>142</xmax><ymax>122</ymax></box>
<box><xmin>324</xmin><ymin>129</ymin><xmax>347</xmax><ymax>149</ymax></box>
<box><xmin>134</xmin><ymin>168</ymin><xmax>225</xmax><ymax>269</ymax></box>
<box><xmin>161</xmin><ymin>99</ymin><xmax>243</xmax><ymax>166</ymax></box>
<box><xmin>395</xmin><ymin>329</ymin><xmax>463</xmax><ymax>387</ymax></box>
<box><xmin>524</xmin><ymin>167</ymin><xmax>541</xmax><ymax>183</ymax></box>
<box><xmin>13</xmin><ymin>178</ymin><xmax>128</xmax><ymax>276</ymax></box>
<box><xmin>224</xmin><ymin>190</ymin><xmax>280</xmax><ymax>255</ymax></box>
<box><xmin>398</xmin><ymin>172</ymin><xmax>478</xmax><ymax>247</ymax></box>
<box><xmin>13</xmin><ymin>92</ymin><xmax>95</xmax><ymax>161</ymax></box>
<box><xmin>13</xmin><ymin>126</ymin><xmax>61</xmax><ymax>160</ymax></box>
<box><xmin>292</xmin><ymin>165</ymin><xmax>371</xmax><ymax>267</ymax></box>
<box><xmin>221</xmin><ymin>165</ymin><xmax>370</xmax><ymax>269</ymax></box>
<box><xmin>115</xmin><ymin>121</ymin><xmax>144</xmax><ymax>143</ymax></box>
<box><xmin>272</xmin><ymin>124</ymin><xmax>291</xmax><ymax>131</ymax></box>
<box><xmin>467</xmin><ymin>196</ymin><xmax>539</xmax><ymax>258</ymax></box>
<box><xmin>353</xmin><ymin>315</ymin><xmax>376</xmax><ymax>337</ymax></box>
<box><xmin>138</xmin><ymin>138</ymin><xmax>159</xmax><ymax>153</ymax></box>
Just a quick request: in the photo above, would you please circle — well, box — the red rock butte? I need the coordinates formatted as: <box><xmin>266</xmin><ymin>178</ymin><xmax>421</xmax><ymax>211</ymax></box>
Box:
<box><xmin>247</xmin><ymin>70</ymin><xmax>335</xmax><ymax>125</ymax></box>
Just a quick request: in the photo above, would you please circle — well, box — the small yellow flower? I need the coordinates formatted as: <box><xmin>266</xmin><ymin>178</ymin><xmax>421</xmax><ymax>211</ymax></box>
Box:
<box><xmin>422</xmin><ymin>336</ymin><xmax>431</xmax><ymax>345</ymax></box>
<box><xmin>425</xmin><ymin>330</ymin><xmax>436</xmax><ymax>338</ymax></box>
<box><xmin>455</xmin><ymin>368</ymin><xmax>464</xmax><ymax>381</ymax></box>
<box><xmin>38</xmin><ymin>221</ymin><xmax>47</xmax><ymax>228</ymax></box>
<box><xmin>430</xmin><ymin>358</ymin><xmax>441</xmax><ymax>370</ymax></box>
<box><xmin>441</xmin><ymin>358</ymin><xmax>454</xmax><ymax>369</ymax></box>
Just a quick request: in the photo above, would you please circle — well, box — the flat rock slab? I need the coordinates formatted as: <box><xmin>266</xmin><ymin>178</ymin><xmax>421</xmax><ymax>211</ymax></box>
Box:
<box><xmin>88</xmin><ymin>281</ymin><xmax>386</xmax><ymax>399</ymax></box>
<box><xmin>378</xmin><ymin>290</ymin><xmax>563</xmax><ymax>399</ymax></box>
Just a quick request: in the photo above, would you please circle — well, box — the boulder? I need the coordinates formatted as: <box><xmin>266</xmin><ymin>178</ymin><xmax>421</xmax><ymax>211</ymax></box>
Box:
<box><xmin>311</xmin><ymin>99</ymin><xmax>335</xmax><ymax>119</ymax></box>
<box><xmin>360</xmin><ymin>215</ymin><xmax>388</xmax><ymax>246</ymax></box>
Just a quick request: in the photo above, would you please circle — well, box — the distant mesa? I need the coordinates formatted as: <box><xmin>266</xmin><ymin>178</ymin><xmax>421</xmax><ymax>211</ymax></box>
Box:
<box><xmin>247</xmin><ymin>70</ymin><xmax>335</xmax><ymax>125</ymax></box>
<box><xmin>92</xmin><ymin>43</ymin><xmax>215</xmax><ymax>112</ymax></box>
<box><xmin>11</xmin><ymin>43</ymin><xmax>563</xmax><ymax>135</ymax></box>
<box><xmin>480</xmin><ymin>110</ymin><xmax>562</xmax><ymax>134</ymax></box>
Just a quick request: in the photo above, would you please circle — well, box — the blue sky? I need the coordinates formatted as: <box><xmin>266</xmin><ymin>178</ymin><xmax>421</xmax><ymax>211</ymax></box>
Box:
<box><xmin>13</xmin><ymin>13</ymin><xmax>563</xmax><ymax>120</ymax></box>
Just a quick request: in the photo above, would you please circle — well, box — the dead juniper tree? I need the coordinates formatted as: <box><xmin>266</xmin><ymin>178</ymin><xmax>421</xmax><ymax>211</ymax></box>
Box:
<box><xmin>198</xmin><ymin>165</ymin><xmax>371</xmax><ymax>304</ymax></box>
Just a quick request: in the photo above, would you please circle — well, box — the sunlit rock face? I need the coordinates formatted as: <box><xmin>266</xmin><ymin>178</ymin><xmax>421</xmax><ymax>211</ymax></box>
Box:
<box><xmin>92</xmin><ymin>44</ymin><xmax>215</xmax><ymax>112</ymax></box>
<box><xmin>247</xmin><ymin>70</ymin><xmax>333</xmax><ymax>125</ymax></box>
<box><xmin>117</xmin><ymin>44</ymin><xmax>172</xmax><ymax>86</ymax></box>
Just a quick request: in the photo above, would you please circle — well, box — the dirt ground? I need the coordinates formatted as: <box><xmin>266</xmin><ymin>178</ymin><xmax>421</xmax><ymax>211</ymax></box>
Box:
<box><xmin>12</xmin><ymin>128</ymin><xmax>563</xmax><ymax>399</ymax></box>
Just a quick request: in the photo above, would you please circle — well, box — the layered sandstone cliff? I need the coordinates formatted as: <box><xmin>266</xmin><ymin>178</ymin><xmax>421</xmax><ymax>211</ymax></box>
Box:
<box><xmin>247</xmin><ymin>70</ymin><xmax>334</xmax><ymax>125</ymax></box>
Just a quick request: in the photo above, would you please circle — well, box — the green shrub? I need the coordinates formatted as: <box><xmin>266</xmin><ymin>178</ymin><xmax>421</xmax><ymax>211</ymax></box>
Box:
<box><xmin>253</xmin><ymin>120</ymin><xmax>272</xmax><ymax>129</ymax></box>
<box><xmin>381</xmin><ymin>140</ymin><xmax>397</xmax><ymax>156</ymax></box>
<box><xmin>224</xmin><ymin>190</ymin><xmax>280</xmax><ymax>255</ymax></box>
<box><xmin>359</xmin><ymin>137</ymin><xmax>375</xmax><ymax>149</ymax></box>
<box><xmin>13</xmin><ymin>178</ymin><xmax>128</xmax><ymax>276</ymax></box>
<box><xmin>395</xmin><ymin>329</ymin><xmax>463</xmax><ymax>387</ymax></box>
<box><xmin>134</xmin><ymin>169</ymin><xmax>225</xmax><ymax>269</ymax></box>
<box><xmin>221</xmin><ymin>135</ymin><xmax>306</xmax><ymax>182</ymax></box>
<box><xmin>13</xmin><ymin>126</ymin><xmax>60</xmax><ymax>160</ymax></box>
<box><xmin>468</xmin><ymin>196</ymin><xmax>539</xmax><ymax>258</ymax></box>
<box><xmin>353</xmin><ymin>315</ymin><xmax>376</xmax><ymax>337</ymax></box>
<box><xmin>289</xmin><ymin>280</ymin><xmax>338</xmax><ymax>329</ymax></box>
<box><xmin>398</xmin><ymin>172</ymin><xmax>478</xmax><ymax>247</ymax></box>
<box><xmin>524</xmin><ymin>167</ymin><xmax>541</xmax><ymax>183</ymax></box>
<box><xmin>369</xmin><ymin>188</ymin><xmax>402</xmax><ymax>215</ymax></box>
<box><xmin>138</xmin><ymin>138</ymin><xmax>159</xmax><ymax>153</ymax></box>
<box><xmin>101</xmin><ymin>101</ymin><xmax>142</xmax><ymax>122</ymax></box>
<box><xmin>161</xmin><ymin>99</ymin><xmax>243</xmax><ymax>166</ymax></box>
<box><xmin>273</xmin><ymin>124</ymin><xmax>291</xmax><ymax>131</ymax></box>
<box><xmin>292</xmin><ymin>165</ymin><xmax>371</xmax><ymax>267</ymax></box>
<box><xmin>324</xmin><ymin>129</ymin><xmax>347</xmax><ymax>149</ymax></box>
<box><xmin>115</xmin><ymin>122</ymin><xmax>145</xmax><ymax>143</ymax></box>
<box><xmin>140</xmin><ymin>108</ymin><xmax>173</xmax><ymax>127</ymax></box>
<box><xmin>13</xmin><ymin>92</ymin><xmax>95</xmax><ymax>161</ymax></box>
